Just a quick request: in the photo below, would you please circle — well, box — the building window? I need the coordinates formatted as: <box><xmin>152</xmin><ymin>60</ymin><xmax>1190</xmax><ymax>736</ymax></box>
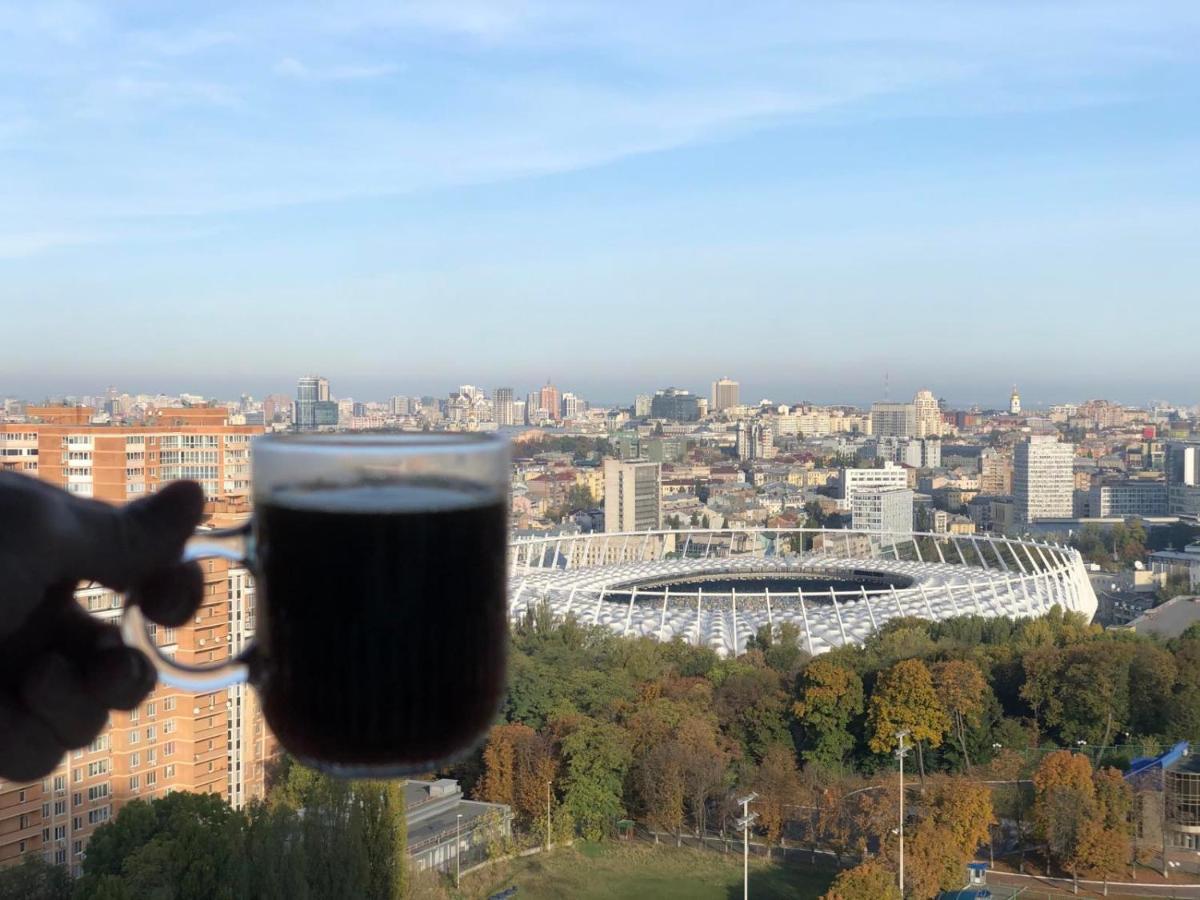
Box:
<box><xmin>129</xmin><ymin>775</ymin><xmax>140</xmax><ymax>792</ymax></box>
<box><xmin>87</xmin><ymin>807</ymin><xmax>110</xmax><ymax>825</ymax></box>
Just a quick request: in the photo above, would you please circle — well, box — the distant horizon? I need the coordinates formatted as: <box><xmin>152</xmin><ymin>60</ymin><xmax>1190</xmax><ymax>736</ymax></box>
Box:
<box><xmin>3</xmin><ymin>374</ymin><xmax>1193</xmax><ymax>413</ymax></box>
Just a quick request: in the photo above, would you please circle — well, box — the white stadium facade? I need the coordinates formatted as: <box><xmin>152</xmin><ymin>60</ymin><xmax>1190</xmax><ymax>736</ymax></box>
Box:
<box><xmin>508</xmin><ymin>528</ymin><xmax>1098</xmax><ymax>657</ymax></box>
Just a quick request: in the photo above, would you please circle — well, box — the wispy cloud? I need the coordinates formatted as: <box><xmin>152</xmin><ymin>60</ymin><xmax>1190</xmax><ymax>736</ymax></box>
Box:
<box><xmin>272</xmin><ymin>57</ymin><xmax>400</xmax><ymax>82</ymax></box>
<box><xmin>0</xmin><ymin>230</ymin><xmax>100</xmax><ymax>259</ymax></box>
<box><xmin>0</xmin><ymin>0</ymin><xmax>1198</xmax><ymax>233</ymax></box>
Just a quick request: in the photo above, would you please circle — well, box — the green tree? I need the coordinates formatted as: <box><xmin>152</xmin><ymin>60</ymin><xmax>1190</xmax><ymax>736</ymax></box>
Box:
<box><xmin>560</xmin><ymin>719</ymin><xmax>633</xmax><ymax>840</ymax></box>
<box><xmin>714</xmin><ymin>666</ymin><xmax>794</xmax><ymax>762</ymax></box>
<box><xmin>792</xmin><ymin>658</ymin><xmax>864</xmax><ymax>769</ymax></box>
<box><xmin>867</xmin><ymin>658</ymin><xmax>950</xmax><ymax>781</ymax></box>
<box><xmin>77</xmin><ymin>792</ymin><xmax>245</xmax><ymax>900</ymax></box>
<box><xmin>0</xmin><ymin>855</ymin><xmax>71</xmax><ymax>900</ymax></box>
<box><xmin>565</xmin><ymin>484</ymin><xmax>595</xmax><ymax>512</ymax></box>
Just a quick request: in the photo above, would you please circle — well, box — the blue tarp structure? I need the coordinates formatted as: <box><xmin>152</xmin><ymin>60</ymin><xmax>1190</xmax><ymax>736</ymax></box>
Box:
<box><xmin>1128</xmin><ymin>740</ymin><xmax>1189</xmax><ymax>780</ymax></box>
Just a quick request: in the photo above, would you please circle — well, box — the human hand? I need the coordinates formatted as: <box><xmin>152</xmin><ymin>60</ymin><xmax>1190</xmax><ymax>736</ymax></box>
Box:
<box><xmin>0</xmin><ymin>474</ymin><xmax>204</xmax><ymax>781</ymax></box>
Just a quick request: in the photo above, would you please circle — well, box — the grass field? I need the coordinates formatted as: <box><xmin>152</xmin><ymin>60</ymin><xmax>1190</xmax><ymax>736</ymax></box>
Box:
<box><xmin>455</xmin><ymin>841</ymin><xmax>837</xmax><ymax>900</ymax></box>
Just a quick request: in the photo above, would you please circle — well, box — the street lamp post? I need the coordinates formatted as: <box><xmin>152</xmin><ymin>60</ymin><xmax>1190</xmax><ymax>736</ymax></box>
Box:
<box><xmin>455</xmin><ymin>813</ymin><xmax>462</xmax><ymax>889</ymax></box>
<box><xmin>896</xmin><ymin>730</ymin><xmax>911</xmax><ymax>897</ymax></box>
<box><xmin>736</xmin><ymin>792</ymin><xmax>759</xmax><ymax>900</ymax></box>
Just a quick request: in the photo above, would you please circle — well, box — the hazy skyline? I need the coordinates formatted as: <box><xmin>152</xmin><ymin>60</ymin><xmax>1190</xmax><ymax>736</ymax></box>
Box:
<box><xmin>2</xmin><ymin>2</ymin><xmax>1199</xmax><ymax>402</ymax></box>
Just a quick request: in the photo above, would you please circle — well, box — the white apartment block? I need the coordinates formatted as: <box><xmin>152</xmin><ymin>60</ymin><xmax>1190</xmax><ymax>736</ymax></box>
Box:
<box><xmin>1013</xmin><ymin>435</ymin><xmax>1074</xmax><ymax>525</ymax></box>
<box><xmin>603</xmin><ymin>458</ymin><xmax>662</xmax><ymax>532</ymax></box>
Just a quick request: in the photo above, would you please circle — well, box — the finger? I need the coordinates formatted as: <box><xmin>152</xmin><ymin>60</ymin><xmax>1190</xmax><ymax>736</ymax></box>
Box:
<box><xmin>56</xmin><ymin>480</ymin><xmax>205</xmax><ymax>590</ymax></box>
<box><xmin>55</xmin><ymin>601</ymin><xmax>158</xmax><ymax>711</ymax></box>
<box><xmin>19</xmin><ymin>653</ymin><xmax>109</xmax><ymax>748</ymax></box>
<box><xmin>83</xmin><ymin>646</ymin><xmax>155</xmax><ymax>711</ymax></box>
<box><xmin>0</xmin><ymin>693</ymin><xmax>65</xmax><ymax>782</ymax></box>
<box><xmin>131</xmin><ymin>561</ymin><xmax>204</xmax><ymax>627</ymax></box>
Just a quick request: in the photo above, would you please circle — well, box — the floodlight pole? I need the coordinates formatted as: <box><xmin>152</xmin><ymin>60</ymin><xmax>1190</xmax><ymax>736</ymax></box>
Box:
<box><xmin>896</xmin><ymin>730</ymin><xmax>911</xmax><ymax>897</ymax></box>
<box><xmin>737</xmin><ymin>792</ymin><xmax>758</xmax><ymax>900</ymax></box>
<box><xmin>455</xmin><ymin>813</ymin><xmax>462</xmax><ymax>888</ymax></box>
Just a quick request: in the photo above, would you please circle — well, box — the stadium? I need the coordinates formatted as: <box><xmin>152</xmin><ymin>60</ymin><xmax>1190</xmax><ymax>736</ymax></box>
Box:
<box><xmin>508</xmin><ymin>528</ymin><xmax>1098</xmax><ymax>656</ymax></box>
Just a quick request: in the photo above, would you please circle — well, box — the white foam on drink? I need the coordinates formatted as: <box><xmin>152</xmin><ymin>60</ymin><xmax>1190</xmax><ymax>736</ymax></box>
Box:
<box><xmin>265</xmin><ymin>481</ymin><xmax>498</xmax><ymax>514</ymax></box>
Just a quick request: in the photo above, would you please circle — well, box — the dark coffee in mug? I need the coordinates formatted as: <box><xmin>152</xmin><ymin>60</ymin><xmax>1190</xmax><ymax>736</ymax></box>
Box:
<box><xmin>252</xmin><ymin>479</ymin><xmax>508</xmax><ymax>774</ymax></box>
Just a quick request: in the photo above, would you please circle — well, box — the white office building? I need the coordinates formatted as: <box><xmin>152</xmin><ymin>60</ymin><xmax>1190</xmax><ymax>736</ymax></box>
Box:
<box><xmin>1167</xmin><ymin>442</ymin><xmax>1200</xmax><ymax>518</ymax></box>
<box><xmin>840</xmin><ymin>461</ymin><xmax>909</xmax><ymax>509</ymax></box>
<box><xmin>851</xmin><ymin>487</ymin><xmax>915</xmax><ymax>545</ymax></box>
<box><xmin>1014</xmin><ymin>435</ymin><xmax>1074</xmax><ymax>525</ymax></box>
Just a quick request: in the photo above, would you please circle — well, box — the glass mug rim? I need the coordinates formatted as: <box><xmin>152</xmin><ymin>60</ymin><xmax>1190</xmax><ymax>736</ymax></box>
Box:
<box><xmin>254</xmin><ymin>430</ymin><xmax>508</xmax><ymax>452</ymax></box>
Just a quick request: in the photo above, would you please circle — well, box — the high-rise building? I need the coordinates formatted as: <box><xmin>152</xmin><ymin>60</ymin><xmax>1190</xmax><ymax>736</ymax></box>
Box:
<box><xmin>561</xmin><ymin>392</ymin><xmax>582</xmax><ymax>421</ymax></box>
<box><xmin>0</xmin><ymin>408</ymin><xmax>259</xmax><ymax>503</ymax></box>
<box><xmin>603</xmin><ymin>458</ymin><xmax>662</xmax><ymax>532</ymax></box>
<box><xmin>1166</xmin><ymin>441</ymin><xmax>1200</xmax><ymax>517</ymax></box>
<box><xmin>650</xmin><ymin>388</ymin><xmax>700</xmax><ymax>422</ymax></box>
<box><xmin>870</xmin><ymin>402</ymin><xmax>916</xmax><ymax>438</ymax></box>
<box><xmin>736</xmin><ymin>421</ymin><xmax>774</xmax><ymax>460</ymax></box>
<box><xmin>1013</xmin><ymin>435</ymin><xmax>1074</xmax><ymax>524</ymax></box>
<box><xmin>525</xmin><ymin>392</ymin><xmax>542</xmax><ymax>424</ymax></box>
<box><xmin>492</xmin><ymin>388</ymin><xmax>514</xmax><ymax>426</ymax></box>
<box><xmin>913</xmin><ymin>389</ymin><xmax>941</xmax><ymax>438</ymax></box>
<box><xmin>634</xmin><ymin>394</ymin><xmax>652</xmax><ymax>418</ymax></box>
<box><xmin>839</xmin><ymin>461</ymin><xmax>909</xmax><ymax>508</ymax></box>
<box><xmin>293</xmin><ymin>375</ymin><xmax>330</xmax><ymax>431</ymax></box>
<box><xmin>391</xmin><ymin>395</ymin><xmax>413</xmax><ymax>416</ymax></box>
<box><xmin>1010</xmin><ymin>386</ymin><xmax>1022</xmax><ymax>416</ymax></box>
<box><xmin>0</xmin><ymin>426</ymin><xmax>275</xmax><ymax>874</ymax></box>
<box><xmin>711</xmin><ymin>378</ymin><xmax>740</xmax><ymax>412</ymax></box>
<box><xmin>539</xmin><ymin>381</ymin><xmax>561</xmax><ymax>423</ymax></box>
<box><xmin>979</xmin><ymin>448</ymin><xmax>1013</xmax><ymax>495</ymax></box>
<box><xmin>892</xmin><ymin>437</ymin><xmax>941</xmax><ymax>469</ymax></box>
<box><xmin>851</xmin><ymin>487</ymin><xmax>915</xmax><ymax>545</ymax></box>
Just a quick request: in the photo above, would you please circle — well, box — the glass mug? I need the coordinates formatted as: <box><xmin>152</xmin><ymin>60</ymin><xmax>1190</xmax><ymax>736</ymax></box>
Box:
<box><xmin>121</xmin><ymin>433</ymin><xmax>510</xmax><ymax>777</ymax></box>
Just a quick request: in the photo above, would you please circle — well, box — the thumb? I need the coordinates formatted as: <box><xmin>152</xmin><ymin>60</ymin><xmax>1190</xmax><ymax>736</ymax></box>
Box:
<box><xmin>58</xmin><ymin>480</ymin><xmax>206</xmax><ymax>590</ymax></box>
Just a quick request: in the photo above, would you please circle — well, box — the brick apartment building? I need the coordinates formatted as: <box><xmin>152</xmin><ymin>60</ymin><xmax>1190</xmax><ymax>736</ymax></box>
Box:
<box><xmin>0</xmin><ymin>406</ymin><xmax>276</xmax><ymax>875</ymax></box>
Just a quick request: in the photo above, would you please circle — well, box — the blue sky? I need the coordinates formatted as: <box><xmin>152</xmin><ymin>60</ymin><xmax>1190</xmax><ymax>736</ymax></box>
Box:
<box><xmin>2</xmin><ymin>1</ymin><xmax>1198</xmax><ymax>408</ymax></box>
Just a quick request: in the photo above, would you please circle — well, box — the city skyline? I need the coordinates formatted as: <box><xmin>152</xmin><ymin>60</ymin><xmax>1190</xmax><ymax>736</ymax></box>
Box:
<box><xmin>3</xmin><ymin>373</ymin><xmax>1197</xmax><ymax>414</ymax></box>
<box><xmin>2</xmin><ymin>3</ymin><xmax>1199</xmax><ymax>398</ymax></box>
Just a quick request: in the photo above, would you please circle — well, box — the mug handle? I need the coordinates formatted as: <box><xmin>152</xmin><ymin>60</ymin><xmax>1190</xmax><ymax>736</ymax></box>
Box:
<box><xmin>120</xmin><ymin>524</ymin><xmax>254</xmax><ymax>691</ymax></box>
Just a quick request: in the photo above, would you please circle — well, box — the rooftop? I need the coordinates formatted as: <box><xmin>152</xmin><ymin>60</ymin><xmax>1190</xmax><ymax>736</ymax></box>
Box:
<box><xmin>1122</xmin><ymin>596</ymin><xmax>1200</xmax><ymax>639</ymax></box>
